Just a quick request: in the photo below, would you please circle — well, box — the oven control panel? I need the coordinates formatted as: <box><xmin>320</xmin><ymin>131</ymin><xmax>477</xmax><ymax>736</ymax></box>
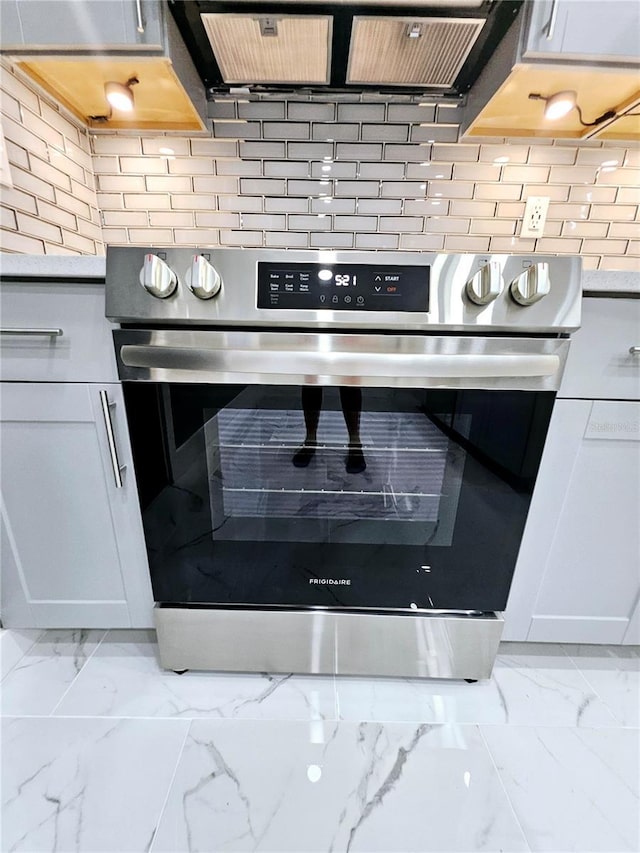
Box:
<box><xmin>257</xmin><ymin>262</ymin><xmax>429</xmax><ymax>312</ymax></box>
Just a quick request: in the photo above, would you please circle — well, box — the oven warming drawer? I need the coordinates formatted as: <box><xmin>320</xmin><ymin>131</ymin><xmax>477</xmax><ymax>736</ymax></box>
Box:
<box><xmin>155</xmin><ymin>606</ymin><xmax>504</xmax><ymax>680</ymax></box>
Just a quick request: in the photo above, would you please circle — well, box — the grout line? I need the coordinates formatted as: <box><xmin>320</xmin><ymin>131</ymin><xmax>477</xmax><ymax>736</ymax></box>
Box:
<box><xmin>147</xmin><ymin>721</ymin><xmax>192</xmax><ymax>853</ymax></box>
<box><xmin>0</xmin><ymin>628</ymin><xmax>46</xmax><ymax>683</ymax></box>
<box><xmin>48</xmin><ymin>629</ymin><xmax>109</xmax><ymax>717</ymax></box>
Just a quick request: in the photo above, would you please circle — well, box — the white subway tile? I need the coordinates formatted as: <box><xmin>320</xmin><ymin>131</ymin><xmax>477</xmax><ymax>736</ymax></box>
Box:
<box><xmin>359</xmin><ymin>162</ymin><xmax>404</xmax><ymax>180</ymax></box>
<box><xmin>336</xmin><ymin>180</ymin><xmax>379</xmax><ymax>197</ymax></box>
<box><xmin>263</xmin><ymin>122</ymin><xmax>310</xmax><ymax>139</ymax></box>
<box><xmin>141</xmin><ymin>138</ymin><xmax>191</xmax><ymax>156</ymax></box>
<box><xmin>569</xmin><ymin>186</ymin><xmax>616</xmax><ymax>203</ymax></box>
<box><xmin>220</xmin><ymin>230</ymin><xmax>263</xmax><ymax>246</ymax></box>
<box><xmin>474</xmin><ymin>183</ymin><xmax>521</xmax><ymax>201</ymax></box>
<box><xmin>541</xmin><ymin>220</ymin><xmax>562</xmax><ymax>237</ymax></box>
<box><xmin>213</xmin><ymin>121</ymin><xmax>260</xmax><ymax>139</ymax></box>
<box><xmin>597</xmin><ymin>167</ymin><xmax>640</xmax><ymax>186</ymax></box>
<box><xmin>265</xmin><ymin>197</ymin><xmax>308</xmax><ymax>213</ymax></box>
<box><xmin>193</xmin><ymin>176</ymin><xmax>240</xmax><ymax>194</ymax></box>
<box><xmin>355</xmin><ymin>233</ymin><xmax>399</xmax><ymax>249</ymax></box>
<box><xmin>287</xmin><ymin>179</ymin><xmax>330</xmax><ymax>196</ymax></box>
<box><xmin>406</xmin><ymin>163</ymin><xmax>453</xmax><ymax>180</ymax></box>
<box><xmin>96</xmin><ymin>192</ymin><xmax>123</xmax><ymax>210</ymax></box>
<box><xmin>45</xmin><ymin>244</ymin><xmax>85</xmax><ymax>256</ymax></box>
<box><xmin>580</xmin><ymin>256</ymin><xmax>601</xmax><ymax>271</ymax></box>
<box><xmin>215</xmin><ymin>160</ymin><xmax>262</xmax><ymax>176</ymax></box>
<box><xmin>0</xmin><ymin>67</ymin><xmax>40</xmax><ymax>112</ymax></box>
<box><xmin>432</xmin><ymin>143</ymin><xmax>478</xmax><ymax>162</ymax></box>
<box><xmin>599</xmin><ymin>257</ymin><xmax>640</xmax><ymax>271</ymax></box>
<box><xmin>238</xmin><ymin>102</ymin><xmax>285</xmax><ymax>119</ymax></box>
<box><xmin>404</xmin><ymin>199</ymin><xmax>449</xmax><ymax>215</ymax></box>
<box><xmin>92</xmin><ymin>155</ymin><xmax>120</xmax><ymax>172</ymax></box>
<box><xmin>149</xmin><ymin>211</ymin><xmax>194</xmax><ymax>228</ymax></box>
<box><xmin>384</xmin><ymin>144</ymin><xmax>432</xmax><ymax>163</ymax></box>
<box><xmin>470</xmin><ymin>219</ymin><xmax>515</xmax><ymax>235</ymax></box>
<box><xmin>362</xmin><ymin>124</ymin><xmax>409</xmax><ymax>142</ymax></box>
<box><xmin>240</xmin><ymin>178</ymin><xmax>286</xmax><ymax>195</ymax></box>
<box><xmin>170</xmin><ymin>194</ymin><xmax>215</xmax><ymax>210</ymax></box>
<box><xmin>506</xmin><ymin>136</ymin><xmax>553</xmax><ymax>146</ymax></box>
<box><xmin>381</xmin><ymin>181</ymin><xmax>427</xmax><ymax>198</ymax></box>
<box><xmin>288</xmin><ymin>103</ymin><xmax>335</xmax><ymax>121</ymax></box>
<box><xmin>145</xmin><ymin>176</ymin><xmax>192</xmax><ymax>192</ymax></box>
<box><xmin>310</xmin><ymin>232</ymin><xmax>353</xmax><ymax>248</ymax></box>
<box><xmin>549</xmin><ymin>165</ymin><xmax>598</xmax><ymax>184</ymax></box>
<box><xmin>99</xmin><ymin>227</ymin><xmax>128</xmax><ymax>244</ymax></box>
<box><xmin>173</xmin><ymin>229</ymin><xmax>218</xmax><ymax>245</ymax></box>
<box><xmin>39</xmin><ymin>101</ymin><xmax>80</xmax><ymax>145</ymax></box>
<box><xmin>128</xmin><ymin>228</ymin><xmax>173</xmax><ymax>243</ymax></box>
<box><xmin>0</xmin><ymin>90</ymin><xmax>21</xmax><ymax>121</ymax></box>
<box><xmin>387</xmin><ymin>104</ymin><xmax>435</xmax><ymax>123</ymax></box>
<box><xmin>266</xmin><ymin>231</ymin><xmax>309</xmax><ymax>248</ymax></box>
<box><xmin>561</xmin><ymin>221</ymin><xmax>608</xmax><ymax>238</ymax></box>
<box><xmin>207</xmin><ymin>101</ymin><xmax>236</xmax><ymax>119</ymax></box>
<box><xmin>337</xmin><ymin>104</ymin><xmax>385</xmax><ymax>122</ymax></box>
<box><xmin>0</xmin><ymin>186</ymin><xmax>37</xmax><ymax>215</ymax></box>
<box><xmin>312</xmin><ymin>123</ymin><xmax>358</xmax><ymax>141</ymax></box>
<box><xmin>454</xmin><ymin>163</ymin><xmax>502</xmax><ymax>182</ymax></box>
<box><xmin>410</xmin><ymin>124</ymin><xmax>459</xmax><ymax>144</ymax></box>
<box><xmin>196</xmin><ymin>212</ymin><xmax>241</xmax><ymax>228</ymax></box>
<box><xmin>495</xmin><ymin>202</ymin><xmax>524</xmax><ymax>219</ymax></box>
<box><xmin>535</xmin><ymin>237</ymin><xmax>582</xmax><ymax>253</ymax></box>
<box><xmin>592</xmin><ymin>203</ymin><xmax>638</xmax><ymax>221</ymax></box>
<box><xmin>379</xmin><ymin>216</ymin><xmax>423</xmax><ymax>232</ymax></box>
<box><xmin>15</xmin><ymin>160</ymin><xmax>68</xmax><ymax>195</ymax></box>
<box><xmin>502</xmin><ymin>164</ymin><xmax>550</xmax><ymax>183</ymax></box>
<box><xmin>98</xmin><ymin>175</ymin><xmax>146</xmax><ymax>192</ymax></box>
<box><xmin>0</xmin><ymin>228</ymin><xmax>44</xmax><ymax>253</ymax></box>
<box><xmin>1</xmin><ymin>207</ymin><xmax>17</xmax><ymax>229</ymax></box>
<box><xmin>48</xmin><ymin>147</ymin><xmax>86</xmax><ymax>183</ymax></box>
<box><xmin>192</xmin><ymin>139</ymin><xmax>238</xmax><ymax>157</ymax></box>
<box><xmin>450</xmin><ymin>200</ymin><xmax>496</xmax><ymax>217</ymax></box>
<box><xmin>609</xmin><ymin>222</ymin><xmax>640</xmax><ymax>239</ymax></box>
<box><xmin>5</xmin><ymin>139</ymin><xmax>28</xmax><ymax>169</ymax></box>
<box><xmin>168</xmin><ymin>158</ymin><xmax>212</xmax><ymax>175</ymax></box>
<box><xmin>479</xmin><ymin>144</ymin><xmax>529</xmax><ymax>164</ymax></box>
<box><xmin>528</xmin><ymin>147</ymin><xmax>577</xmax><ymax>165</ymax></box>
<box><xmin>64</xmin><ymin>138</ymin><xmax>93</xmax><ymax>172</ymax></box>
<box><xmin>427</xmin><ymin>217</ymin><xmax>469</xmax><ymax>234</ymax></box>
<box><xmin>616</xmin><ymin>187</ymin><xmax>640</xmax><ymax>204</ymax></box>
<box><xmin>92</xmin><ymin>136</ymin><xmax>141</xmax><ymax>155</ymax></box>
<box><xmin>102</xmin><ymin>210</ymin><xmax>146</xmax><ymax>227</ymax></box>
<box><xmin>576</xmin><ymin>148</ymin><xmax>626</xmax><ymax>166</ymax></box>
<box><xmin>21</xmin><ymin>108</ymin><xmax>64</xmax><ymax>150</ymax></box>
<box><xmin>548</xmin><ymin>203</ymin><xmax>590</xmax><ymax>220</ymax></box>
<box><xmin>288</xmin><ymin>141</ymin><xmax>333</xmax><ymax>159</ymax></box>
<box><xmin>623</xmin><ymin>148</ymin><xmax>640</xmax><ymax>168</ymax></box>
<box><xmin>583</xmin><ymin>239</ymin><xmax>628</xmax><ymax>254</ymax></box>
<box><xmin>334</xmin><ymin>215</ymin><xmax>377</xmax><ymax>232</ymax></box>
<box><xmin>428</xmin><ymin>181</ymin><xmax>474</xmax><ymax>199</ymax></box>
<box><xmin>311</xmin><ymin>161</ymin><xmax>357</xmax><ymax>178</ymax></box>
<box><xmin>523</xmin><ymin>184</ymin><xmax>569</xmax><ymax>202</ymax></box>
<box><xmin>444</xmin><ymin>235</ymin><xmax>489</xmax><ymax>252</ymax></box>
<box><xmin>55</xmin><ymin>188</ymin><xmax>91</xmax><ymax>219</ymax></box>
<box><xmin>241</xmin><ymin>213</ymin><xmax>286</xmax><ymax>229</ymax></box>
<box><xmin>70</xmin><ymin>179</ymin><xmax>99</xmax><ymax>208</ymax></box>
<box><xmin>264</xmin><ymin>161</ymin><xmax>310</xmax><ymax>178</ymax></box>
<box><xmin>627</xmin><ymin>241</ymin><xmax>640</xmax><ymax>256</ymax></box>
<box><xmin>289</xmin><ymin>214</ymin><xmax>332</xmax><ymax>231</ymax></box>
<box><xmin>310</xmin><ymin>197</ymin><xmax>356</xmax><ymax>213</ymax></box>
<box><xmin>125</xmin><ymin>193</ymin><xmax>171</xmax><ymax>209</ymax></box>
<box><xmin>490</xmin><ymin>236</ymin><xmax>537</xmax><ymax>253</ymax></box>
<box><xmin>15</xmin><ymin>211</ymin><xmax>61</xmax><ymax>243</ymax></box>
<box><xmin>336</xmin><ymin>143</ymin><xmax>383</xmax><ymax>161</ymax></box>
<box><xmin>218</xmin><ymin>197</ymin><xmax>263</xmax><ymax>212</ymax></box>
<box><xmin>399</xmin><ymin>234</ymin><xmax>444</xmax><ymax>250</ymax></box>
<box><xmin>2</xmin><ymin>114</ymin><xmax>49</xmax><ymax>159</ymax></box>
<box><xmin>357</xmin><ymin>198</ymin><xmax>402</xmax><ymax>215</ymax></box>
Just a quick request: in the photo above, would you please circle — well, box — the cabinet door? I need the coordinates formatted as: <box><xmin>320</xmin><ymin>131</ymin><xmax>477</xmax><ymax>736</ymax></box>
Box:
<box><xmin>0</xmin><ymin>383</ymin><xmax>153</xmax><ymax>628</ymax></box>
<box><xmin>524</xmin><ymin>0</ymin><xmax>640</xmax><ymax>64</ymax></box>
<box><xmin>506</xmin><ymin>399</ymin><xmax>640</xmax><ymax>643</ymax></box>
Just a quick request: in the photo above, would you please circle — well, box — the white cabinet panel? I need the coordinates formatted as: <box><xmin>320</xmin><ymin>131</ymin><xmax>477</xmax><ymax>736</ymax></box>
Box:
<box><xmin>0</xmin><ymin>383</ymin><xmax>153</xmax><ymax>629</ymax></box>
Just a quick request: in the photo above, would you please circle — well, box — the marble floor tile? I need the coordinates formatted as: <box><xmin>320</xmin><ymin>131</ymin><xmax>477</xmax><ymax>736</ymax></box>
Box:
<box><xmin>54</xmin><ymin>630</ymin><xmax>338</xmax><ymax>721</ymax></box>
<box><xmin>0</xmin><ymin>628</ymin><xmax>42</xmax><ymax>680</ymax></box>
<box><xmin>563</xmin><ymin>644</ymin><xmax>640</xmax><ymax>727</ymax></box>
<box><xmin>2</xmin><ymin>716</ymin><xmax>189</xmax><ymax>853</ymax></box>
<box><xmin>150</xmin><ymin>719</ymin><xmax>529</xmax><ymax>853</ymax></box>
<box><xmin>336</xmin><ymin>644</ymin><xmax>618</xmax><ymax>727</ymax></box>
<box><xmin>481</xmin><ymin>725</ymin><xmax>640</xmax><ymax>852</ymax></box>
<box><xmin>0</xmin><ymin>629</ymin><xmax>105</xmax><ymax>716</ymax></box>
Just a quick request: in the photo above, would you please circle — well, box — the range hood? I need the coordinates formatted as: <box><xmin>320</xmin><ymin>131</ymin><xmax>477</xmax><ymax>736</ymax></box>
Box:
<box><xmin>168</xmin><ymin>0</ymin><xmax>522</xmax><ymax>95</ymax></box>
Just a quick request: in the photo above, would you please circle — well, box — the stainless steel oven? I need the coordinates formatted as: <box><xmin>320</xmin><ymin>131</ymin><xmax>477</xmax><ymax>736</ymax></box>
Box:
<box><xmin>106</xmin><ymin>248</ymin><xmax>581</xmax><ymax>680</ymax></box>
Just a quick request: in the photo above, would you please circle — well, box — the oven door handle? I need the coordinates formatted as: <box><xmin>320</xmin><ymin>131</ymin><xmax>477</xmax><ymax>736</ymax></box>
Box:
<box><xmin>120</xmin><ymin>344</ymin><xmax>561</xmax><ymax>380</ymax></box>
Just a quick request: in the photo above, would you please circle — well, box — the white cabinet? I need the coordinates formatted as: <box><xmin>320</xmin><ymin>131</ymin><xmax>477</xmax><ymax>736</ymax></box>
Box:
<box><xmin>523</xmin><ymin>0</ymin><xmax>640</xmax><ymax>65</ymax></box>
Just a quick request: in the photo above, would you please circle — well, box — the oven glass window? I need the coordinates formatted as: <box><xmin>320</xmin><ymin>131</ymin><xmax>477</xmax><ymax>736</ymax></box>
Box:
<box><xmin>124</xmin><ymin>384</ymin><xmax>554</xmax><ymax>612</ymax></box>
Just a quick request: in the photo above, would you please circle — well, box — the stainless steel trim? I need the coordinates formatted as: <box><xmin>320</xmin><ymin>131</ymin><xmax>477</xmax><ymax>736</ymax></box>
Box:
<box><xmin>99</xmin><ymin>390</ymin><xmax>126</xmax><ymax>489</ymax></box>
<box><xmin>629</xmin><ymin>346</ymin><xmax>640</xmax><ymax>355</ymax></box>
<box><xmin>154</xmin><ymin>605</ymin><xmax>504</xmax><ymax>679</ymax></box>
<box><xmin>0</xmin><ymin>327</ymin><xmax>63</xmax><ymax>337</ymax></box>
<box><xmin>115</xmin><ymin>329</ymin><xmax>570</xmax><ymax>392</ymax></box>
<box><xmin>135</xmin><ymin>0</ymin><xmax>145</xmax><ymax>33</ymax></box>
<box><xmin>545</xmin><ymin>0</ymin><xmax>558</xmax><ymax>40</ymax></box>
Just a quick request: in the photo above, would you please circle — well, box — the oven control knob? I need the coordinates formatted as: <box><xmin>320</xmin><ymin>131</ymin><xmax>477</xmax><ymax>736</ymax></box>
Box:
<box><xmin>187</xmin><ymin>255</ymin><xmax>222</xmax><ymax>300</ymax></box>
<box><xmin>510</xmin><ymin>263</ymin><xmax>551</xmax><ymax>306</ymax></box>
<box><xmin>465</xmin><ymin>261</ymin><xmax>502</xmax><ymax>305</ymax></box>
<box><xmin>139</xmin><ymin>254</ymin><xmax>177</xmax><ymax>299</ymax></box>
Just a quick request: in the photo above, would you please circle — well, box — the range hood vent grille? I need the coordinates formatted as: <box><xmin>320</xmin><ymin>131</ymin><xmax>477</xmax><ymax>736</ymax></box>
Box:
<box><xmin>347</xmin><ymin>16</ymin><xmax>485</xmax><ymax>87</ymax></box>
<box><xmin>201</xmin><ymin>14</ymin><xmax>332</xmax><ymax>85</ymax></box>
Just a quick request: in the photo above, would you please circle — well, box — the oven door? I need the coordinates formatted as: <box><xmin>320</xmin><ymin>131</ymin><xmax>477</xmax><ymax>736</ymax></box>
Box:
<box><xmin>117</xmin><ymin>329</ymin><xmax>568</xmax><ymax>614</ymax></box>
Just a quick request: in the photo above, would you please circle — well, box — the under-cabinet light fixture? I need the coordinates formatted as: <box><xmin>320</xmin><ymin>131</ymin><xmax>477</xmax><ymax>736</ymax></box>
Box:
<box><xmin>528</xmin><ymin>90</ymin><xmax>617</xmax><ymax>127</ymax></box>
<box><xmin>105</xmin><ymin>77</ymin><xmax>139</xmax><ymax>112</ymax></box>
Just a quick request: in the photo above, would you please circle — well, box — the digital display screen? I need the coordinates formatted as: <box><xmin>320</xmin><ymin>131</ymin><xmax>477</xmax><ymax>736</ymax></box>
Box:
<box><xmin>257</xmin><ymin>262</ymin><xmax>430</xmax><ymax>312</ymax></box>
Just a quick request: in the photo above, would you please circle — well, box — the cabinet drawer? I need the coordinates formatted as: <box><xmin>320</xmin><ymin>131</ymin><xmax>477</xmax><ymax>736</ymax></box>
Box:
<box><xmin>559</xmin><ymin>297</ymin><xmax>640</xmax><ymax>401</ymax></box>
<box><xmin>0</xmin><ymin>283</ymin><xmax>118</xmax><ymax>383</ymax></box>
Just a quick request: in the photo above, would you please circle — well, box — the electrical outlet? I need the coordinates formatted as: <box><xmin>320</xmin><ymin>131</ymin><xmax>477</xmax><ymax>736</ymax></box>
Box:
<box><xmin>521</xmin><ymin>196</ymin><xmax>550</xmax><ymax>238</ymax></box>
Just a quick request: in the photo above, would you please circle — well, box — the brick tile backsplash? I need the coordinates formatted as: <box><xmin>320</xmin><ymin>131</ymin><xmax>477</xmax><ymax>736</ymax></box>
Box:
<box><xmin>0</xmin><ymin>61</ymin><xmax>638</xmax><ymax>270</ymax></box>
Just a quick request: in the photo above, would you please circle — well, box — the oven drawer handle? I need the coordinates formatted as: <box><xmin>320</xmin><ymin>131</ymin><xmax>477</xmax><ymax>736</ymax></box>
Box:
<box><xmin>99</xmin><ymin>390</ymin><xmax>126</xmax><ymax>489</ymax></box>
<box><xmin>120</xmin><ymin>344</ymin><xmax>561</xmax><ymax>379</ymax></box>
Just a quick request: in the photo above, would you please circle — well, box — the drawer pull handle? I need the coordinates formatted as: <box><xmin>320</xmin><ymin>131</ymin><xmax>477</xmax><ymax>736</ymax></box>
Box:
<box><xmin>99</xmin><ymin>390</ymin><xmax>126</xmax><ymax>489</ymax></box>
<box><xmin>135</xmin><ymin>0</ymin><xmax>145</xmax><ymax>33</ymax></box>
<box><xmin>545</xmin><ymin>0</ymin><xmax>559</xmax><ymax>40</ymax></box>
<box><xmin>0</xmin><ymin>327</ymin><xmax>63</xmax><ymax>337</ymax></box>
<box><xmin>629</xmin><ymin>347</ymin><xmax>640</xmax><ymax>355</ymax></box>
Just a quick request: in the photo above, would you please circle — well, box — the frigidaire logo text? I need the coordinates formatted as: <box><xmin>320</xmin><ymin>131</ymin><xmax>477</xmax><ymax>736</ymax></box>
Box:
<box><xmin>309</xmin><ymin>578</ymin><xmax>351</xmax><ymax>586</ymax></box>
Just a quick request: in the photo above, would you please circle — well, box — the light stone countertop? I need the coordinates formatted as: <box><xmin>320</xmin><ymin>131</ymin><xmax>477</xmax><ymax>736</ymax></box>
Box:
<box><xmin>581</xmin><ymin>269</ymin><xmax>639</xmax><ymax>295</ymax></box>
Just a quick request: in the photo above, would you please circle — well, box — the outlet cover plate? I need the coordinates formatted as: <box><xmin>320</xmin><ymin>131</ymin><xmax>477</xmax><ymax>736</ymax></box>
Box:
<box><xmin>521</xmin><ymin>195</ymin><xmax>550</xmax><ymax>238</ymax></box>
